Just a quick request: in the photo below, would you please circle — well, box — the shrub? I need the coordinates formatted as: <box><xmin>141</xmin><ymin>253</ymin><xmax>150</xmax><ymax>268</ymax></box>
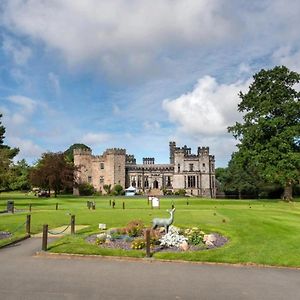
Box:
<box><xmin>78</xmin><ymin>183</ymin><xmax>95</xmax><ymax>196</ymax></box>
<box><xmin>131</xmin><ymin>238</ymin><xmax>146</xmax><ymax>249</ymax></box>
<box><xmin>185</xmin><ymin>227</ymin><xmax>204</xmax><ymax>245</ymax></box>
<box><xmin>126</xmin><ymin>220</ymin><xmax>144</xmax><ymax>237</ymax></box>
<box><xmin>175</xmin><ymin>189</ymin><xmax>186</xmax><ymax>196</ymax></box>
<box><xmin>112</xmin><ymin>184</ymin><xmax>124</xmax><ymax>196</ymax></box>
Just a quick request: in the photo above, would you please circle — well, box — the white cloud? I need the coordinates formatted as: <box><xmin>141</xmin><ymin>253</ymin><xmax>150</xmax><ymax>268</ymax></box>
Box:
<box><xmin>7</xmin><ymin>95</ymin><xmax>37</xmax><ymax>114</ymax></box>
<box><xmin>0</xmin><ymin>0</ymin><xmax>234</xmax><ymax>77</ymax></box>
<box><xmin>143</xmin><ymin>121</ymin><xmax>160</xmax><ymax>131</ymax></box>
<box><xmin>162</xmin><ymin>76</ymin><xmax>250</xmax><ymax>136</ymax></box>
<box><xmin>272</xmin><ymin>47</ymin><xmax>300</xmax><ymax>73</ymax></box>
<box><xmin>48</xmin><ymin>72</ymin><xmax>61</xmax><ymax>95</ymax></box>
<box><xmin>81</xmin><ymin>132</ymin><xmax>111</xmax><ymax>146</ymax></box>
<box><xmin>2</xmin><ymin>35</ymin><xmax>31</xmax><ymax>65</ymax></box>
<box><xmin>9</xmin><ymin>137</ymin><xmax>44</xmax><ymax>161</ymax></box>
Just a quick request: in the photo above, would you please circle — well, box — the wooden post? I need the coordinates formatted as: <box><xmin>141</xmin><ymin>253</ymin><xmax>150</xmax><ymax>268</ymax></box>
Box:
<box><xmin>112</xmin><ymin>200</ymin><xmax>115</xmax><ymax>209</ymax></box>
<box><xmin>26</xmin><ymin>214</ymin><xmax>31</xmax><ymax>235</ymax></box>
<box><xmin>122</xmin><ymin>201</ymin><xmax>125</xmax><ymax>210</ymax></box>
<box><xmin>145</xmin><ymin>228</ymin><xmax>151</xmax><ymax>258</ymax></box>
<box><xmin>109</xmin><ymin>199</ymin><xmax>111</xmax><ymax>206</ymax></box>
<box><xmin>29</xmin><ymin>204</ymin><xmax>32</xmax><ymax>212</ymax></box>
<box><xmin>71</xmin><ymin>215</ymin><xmax>75</xmax><ymax>234</ymax></box>
<box><xmin>186</xmin><ymin>200</ymin><xmax>189</xmax><ymax>205</ymax></box>
<box><xmin>42</xmin><ymin>224</ymin><xmax>48</xmax><ymax>251</ymax></box>
<box><xmin>56</xmin><ymin>203</ymin><xmax>58</xmax><ymax>210</ymax></box>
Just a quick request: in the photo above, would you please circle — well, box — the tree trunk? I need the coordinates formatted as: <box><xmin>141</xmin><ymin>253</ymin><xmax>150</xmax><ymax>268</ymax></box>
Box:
<box><xmin>282</xmin><ymin>181</ymin><xmax>293</xmax><ymax>201</ymax></box>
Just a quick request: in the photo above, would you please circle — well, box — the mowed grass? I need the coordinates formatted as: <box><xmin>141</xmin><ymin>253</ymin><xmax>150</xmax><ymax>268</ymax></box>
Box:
<box><xmin>1</xmin><ymin>192</ymin><xmax>300</xmax><ymax>267</ymax></box>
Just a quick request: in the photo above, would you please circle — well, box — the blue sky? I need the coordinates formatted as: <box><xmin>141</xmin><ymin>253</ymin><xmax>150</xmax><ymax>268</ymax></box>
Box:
<box><xmin>1</xmin><ymin>0</ymin><xmax>300</xmax><ymax>166</ymax></box>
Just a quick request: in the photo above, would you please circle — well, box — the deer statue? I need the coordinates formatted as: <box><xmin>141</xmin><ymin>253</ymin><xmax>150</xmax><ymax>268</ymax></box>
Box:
<box><xmin>152</xmin><ymin>208</ymin><xmax>176</xmax><ymax>233</ymax></box>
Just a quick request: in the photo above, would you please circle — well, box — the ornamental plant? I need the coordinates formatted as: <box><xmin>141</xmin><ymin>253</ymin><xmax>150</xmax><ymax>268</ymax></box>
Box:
<box><xmin>131</xmin><ymin>238</ymin><xmax>146</xmax><ymax>249</ymax></box>
<box><xmin>184</xmin><ymin>227</ymin><xmax>204</xmax><ymax>245</ymax></box>
<box><xmin>126</xmin><ymin>220</ymin><xmax>144</xmax><ymax>237</ymax></box>
<box><xmin>159</xmin><ymin>225</ymin><xmax>187</xmax><ymax>248</ymax></box>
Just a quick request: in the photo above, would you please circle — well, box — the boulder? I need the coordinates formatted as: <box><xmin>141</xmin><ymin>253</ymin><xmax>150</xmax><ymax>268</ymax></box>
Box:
<box><xmin>203</xmin><ymin>234</ymin><xmax>217</xmax><ymax>246</ymax></box>
<box><xmin>179</xmin><ymin>241</ymin><xmax>189</xmax><ymax>251</ymax></box>
<box><xmin>96</xmin><ymin>233</ymin><xmax>107</xmax><ymax>241</ymax></box>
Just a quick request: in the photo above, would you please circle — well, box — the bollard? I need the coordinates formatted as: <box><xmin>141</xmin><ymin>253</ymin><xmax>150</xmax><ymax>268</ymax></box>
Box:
<box><xmin>145</xmin><ymin>229</ymin><xmax>151</xmax><ymax>258</ymax></box>
<box><xmin>56</xmin><ymin>203</ymin><xmax>58</xmax><ymax>210</ymax></box>
<box><xmin>26</xmin><ymin>214</ymin><xmax>31</xmax><ymax>235</ymax></box>
<box><xmin>109</xmin><ymin>199</ymin><xmax>111</xmax><ymax>206</ymax></box>
<box><xmin>29</xmin><ymin>204</ymin><xmax>32</xmax><ymax>212</ymax></box>
<box><xmin>112</xmin><ymin>200</ymin><xmax>115</xmax><ymax>209</ymax></box>
<box><xmin>42</xmin><ymin>224</ymin><xmax>48</xmax><ymax>251</ymax></box>
<box><xmin>71</xmin><ymin>215</ymin><xmax>75</xmax><ymax>234</ymax></box>
<box><xmin>122</xmin><ymin>201</ymin><xmax>125</xmax><ymax>210</ymax></box>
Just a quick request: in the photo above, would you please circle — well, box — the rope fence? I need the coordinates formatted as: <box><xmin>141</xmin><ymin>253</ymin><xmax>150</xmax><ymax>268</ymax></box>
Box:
<box><xmin>47</xmin><ymin>224</ymin><xmax>70</xmax><ymax>235</ymax></box>
<box><xmin>10</xmin><ymin>220</ymin><xmax>27</xmax><ymax>234</ymax></box>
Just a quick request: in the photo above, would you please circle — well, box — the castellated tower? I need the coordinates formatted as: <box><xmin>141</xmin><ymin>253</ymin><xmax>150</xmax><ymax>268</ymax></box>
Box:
<box><xmin>73</xmin><ymin>148</ymin><xmax>93</xmax><ymax>195</ymax></box>
<box><xmin>73</xmin><ymin>147</ymin><xmax>126</xmax><ymax>195</ymax></box>
<box><xmin>169</xmin><ymin>141</ymin><xmax>176</xmax><ymax>164</ymax></box>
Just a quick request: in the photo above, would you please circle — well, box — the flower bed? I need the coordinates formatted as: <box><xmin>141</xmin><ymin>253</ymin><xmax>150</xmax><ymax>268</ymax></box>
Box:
<box><xmin>86</xmin><ymin>221</ymin><xmax>228</xmax><ymax>253</ymax></box>
<box><xmin>0</xmin><ymin>231</ymin><xmax>12</xmax><ymax>240</ymax></box>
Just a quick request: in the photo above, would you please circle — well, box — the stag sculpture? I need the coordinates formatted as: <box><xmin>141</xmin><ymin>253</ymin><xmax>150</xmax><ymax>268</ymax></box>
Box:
<box><xmin>152</xmin><ymin>208</ymin><xmax>176</xmax><ymax>233</ymax></box>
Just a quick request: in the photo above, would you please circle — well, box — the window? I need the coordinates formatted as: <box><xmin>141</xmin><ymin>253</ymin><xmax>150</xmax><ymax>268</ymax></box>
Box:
<box><xmin>100</xmin><ymin>163</ymin><xmax>104</xmax><ymax>170</ymax></box>
<box><xmin>189</xmin><ymin>164</ymin><xmax>194</xmax><ymax>171</ymax></box>
<box><xmin>88</xmin><ymin>176</ymin><xmax>92</xmax><ymax>183</ymax></box>
<box><xmin>167</xmin><ymin>176</ymin><xmax>171</xmax><ymax>187</ymax></box>
<box><xmin>100</xmin><ymin>176</ymin><xmax>104</xmax><ymax>184</ymax></box>
<box><xmin>144</xmin><ymin>177</ymin><xmax>149</xmax><ymax>188</ymax></box>
<box><xmin>187</xmin><ymin>176</ymin><xmax>196</xmax><ymax>188</ymax></box>
<box><xmin>177</xmin><ymin>164</ymin><xmax>180</xmax><ymax>173</ymax></box>
<box><xmin>202</xmin><ymin>163</ymin><xmax>205</xmax><ymax>168</ymax></box>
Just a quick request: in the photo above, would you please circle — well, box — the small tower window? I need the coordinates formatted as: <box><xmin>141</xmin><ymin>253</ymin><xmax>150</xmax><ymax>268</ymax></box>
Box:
<box><xmin>100</xmin><ymin>163</ymin><xmax>104</xmax><ymax>169</ymax></box>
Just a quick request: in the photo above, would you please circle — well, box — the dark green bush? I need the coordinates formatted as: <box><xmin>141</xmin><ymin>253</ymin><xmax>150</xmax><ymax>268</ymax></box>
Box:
<box><xmin>78</xmin><ymin>183</ymin><xmax>95</xmax><ymax>196</ymax></box>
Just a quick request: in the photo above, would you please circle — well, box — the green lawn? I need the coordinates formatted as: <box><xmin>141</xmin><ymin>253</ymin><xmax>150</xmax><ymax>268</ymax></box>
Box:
<box><xmin>1</xmin><ymin>192</ymin><xmax>300</xmax><ymax>267</ymax></box>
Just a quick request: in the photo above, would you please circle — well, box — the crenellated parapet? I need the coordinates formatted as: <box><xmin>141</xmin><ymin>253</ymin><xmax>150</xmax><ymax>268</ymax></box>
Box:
<box><xmin>126</xmin><ymin>154</ymin><xmax>136</xmax><ymax>165</ymax></box>
<box><xmin>143</xmin><ymin>157</ymin><xmax>155</xmax><ymax>165</ymax></box>
<box><xmin>104</xmin><ymin>148</ymin><xmax>126</xmax><ymax>155</ymax></box>
<box><xmin>198</xmin><ymin>147</ymin><xmax>209</xmax><ymax>156</ymax></box>
<box><xmin>73</xmin><ymin>148</ymin><xmax>92</xmax><ymax>156</ymax></box>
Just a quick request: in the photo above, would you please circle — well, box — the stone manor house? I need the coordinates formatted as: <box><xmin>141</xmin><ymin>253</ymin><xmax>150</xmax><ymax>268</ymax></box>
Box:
<box><xmin>73</xmin><ymin>142</ymin><xmax>216</xmax><ymax>198</ymax></box>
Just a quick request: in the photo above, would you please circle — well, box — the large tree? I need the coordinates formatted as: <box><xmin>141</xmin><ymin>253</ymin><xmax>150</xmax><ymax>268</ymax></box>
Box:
<box><xmin>9</xmin><ymin>159</ymin><xmax>31</xmax><ymax>191</ymax></box>
<box><xmin>0</xmin><ymin>113</ymin><xmax>19</xmax><ymax>191</ymax></box>
<box><xmin>228</xmin><ymin>66</ymin><xmax>300</xmax><ymax>200</ymax></box>
<box><xmin>30</xmin><ymin>152</ymin><xmax>75</xmax><ymax>197</ymax></box>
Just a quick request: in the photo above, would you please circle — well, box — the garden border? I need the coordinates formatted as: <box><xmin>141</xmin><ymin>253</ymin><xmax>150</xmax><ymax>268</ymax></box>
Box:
<box><xmin>0</xmin><ymin>234</ymin><xmax>31</xmax><ymax>249</ymax></box>
<box><xmin>34</xmin><ymin>251</ymin><xmax>300</xmax><ymax>270</ymax></box>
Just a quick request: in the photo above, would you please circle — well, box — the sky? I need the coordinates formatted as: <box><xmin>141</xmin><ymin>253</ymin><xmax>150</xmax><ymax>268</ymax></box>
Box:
<box><xmin>1</xmin><ymin>0</ymin><xmax>300</xmax><ymax>167</ymax></box>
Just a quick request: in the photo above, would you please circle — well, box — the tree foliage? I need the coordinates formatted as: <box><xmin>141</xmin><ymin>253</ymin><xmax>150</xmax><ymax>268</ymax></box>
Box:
<box><xmin>0</xmin><ymin>113</ymin><xmax>19</xmax><ymax>191</ymax></box>
<box><xmin>112</xmin><ymin>184</ymin><xmax>124</xmax><ymax>195</ymax></box>
<box><xmin>228</xmin><ymin>66</ymin><xmax>300</xmax><ymax>200</ymax></box>
<box><xmin>30</xmin><ymin>152</ymin><xmax>75</xmax><ymax>197</ymax></box>
<box><xmin>8</xmin><ymin>159</ymin><xmax>31</xmax><ymax>191</ymax></box>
